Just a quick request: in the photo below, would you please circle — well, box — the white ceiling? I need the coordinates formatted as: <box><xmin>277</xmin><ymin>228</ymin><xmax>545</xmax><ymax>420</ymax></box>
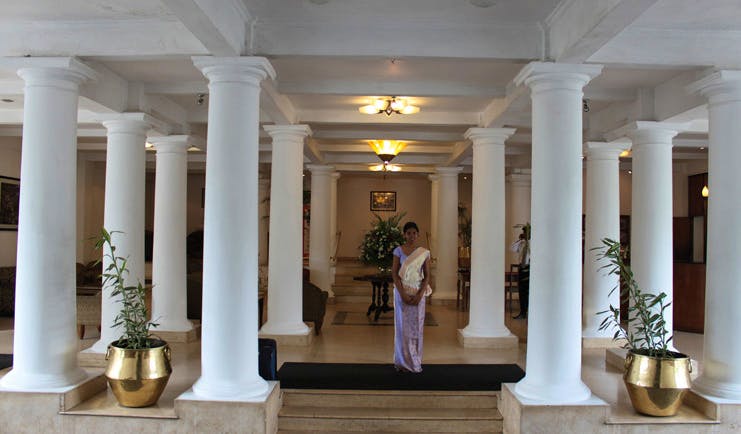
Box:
<box><xmin>0</xmin><ymin>0</ymin><xmax>732</xmax><ymax>173</ymax></box>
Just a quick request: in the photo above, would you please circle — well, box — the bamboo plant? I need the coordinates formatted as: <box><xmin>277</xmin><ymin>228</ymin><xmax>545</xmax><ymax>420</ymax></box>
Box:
<box><xmin>594</xmin><ymin>238</ymin><xmax>674</xmax><ymax>358</ymax></box>
<box><xmin>95</xmin><ymin>228</ymin><xmax>158</xmax><ymax>349</ymax></box>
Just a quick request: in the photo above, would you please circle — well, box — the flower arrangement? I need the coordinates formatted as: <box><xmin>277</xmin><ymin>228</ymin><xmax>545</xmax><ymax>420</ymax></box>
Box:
<box><xmin>359</xmin><ymin>212</ymin><xmax>406</xmax><ymax>271</ymax></box>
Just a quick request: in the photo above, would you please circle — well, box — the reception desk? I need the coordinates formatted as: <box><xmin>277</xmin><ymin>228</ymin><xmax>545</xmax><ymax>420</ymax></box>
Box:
<box><xmin>673</xmin><ymin>262</ymin><xmax>706</xmax><ymax>333</ymax></box>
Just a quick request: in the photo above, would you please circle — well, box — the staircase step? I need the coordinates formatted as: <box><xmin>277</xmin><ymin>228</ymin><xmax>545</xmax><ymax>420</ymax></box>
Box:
<box><xmin>282</xmin><ymin>390</ymin><xmax>498</xmax><ymax>409</ymax></box>
<box><xmin>278</xmin><ymin>407</ymin><xmax>501</xmax><ymax>432</ymax></box>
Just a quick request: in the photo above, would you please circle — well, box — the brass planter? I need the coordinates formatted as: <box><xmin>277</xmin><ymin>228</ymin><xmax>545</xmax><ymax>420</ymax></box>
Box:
<box><xmin>105</xmin><ymin>339</ymin><xmax>172</xmax><ymax>408</ymax></box>
<box><xmin>623</xmin><ymin>349</ymin><xmax>691</xmax><ymax>416</ymax></box>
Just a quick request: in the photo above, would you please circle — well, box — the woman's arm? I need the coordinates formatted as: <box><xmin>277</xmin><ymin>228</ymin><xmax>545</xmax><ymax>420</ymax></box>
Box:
<box><xmin>412</xmin><ymin>256</ymin><xmax>431</xmax><ymax>305</ymax></box>
<box><xmin>392</xmin><ymin>254</ymin><xmax>413</xmax><ymax>304</ymax></box>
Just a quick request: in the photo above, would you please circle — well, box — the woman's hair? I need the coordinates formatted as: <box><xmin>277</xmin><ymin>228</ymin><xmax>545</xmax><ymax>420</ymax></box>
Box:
<box><xmin>403</xmin><ymin>221</ymin><xmax>419</xmax><ymax>233</ymax></box>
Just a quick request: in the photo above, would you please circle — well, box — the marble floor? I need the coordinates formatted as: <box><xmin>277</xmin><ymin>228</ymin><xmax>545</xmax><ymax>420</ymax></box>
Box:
<box><xmin>0</xmin><ymin>301</ymin><xmax>708</xmax><ymax>423</ymax></box>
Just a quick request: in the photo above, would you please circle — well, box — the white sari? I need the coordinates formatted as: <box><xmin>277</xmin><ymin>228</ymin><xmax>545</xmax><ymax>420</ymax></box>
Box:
<box><xmin>399</xmin><ymin>247</ymin><xmax>432</xmax><ymax>297</ymax></box>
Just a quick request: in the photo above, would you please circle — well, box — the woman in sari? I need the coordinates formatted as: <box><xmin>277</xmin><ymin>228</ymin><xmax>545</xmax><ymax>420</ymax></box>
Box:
<box><xmin>392</xmin><ymin>221</ymin><xmax>432</xmax><ymax>373</ymax></box>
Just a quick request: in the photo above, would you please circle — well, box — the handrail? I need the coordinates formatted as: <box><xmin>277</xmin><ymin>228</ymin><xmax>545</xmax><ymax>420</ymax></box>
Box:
<box><xmin>330</xmin><ymin>230</ymin><xmax>342</xmax><ymax>263</ymax></box>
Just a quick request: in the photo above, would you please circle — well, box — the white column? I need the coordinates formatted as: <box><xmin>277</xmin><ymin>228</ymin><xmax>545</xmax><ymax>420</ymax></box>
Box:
<box><xmin>506</xmin><ymin>171</ymin><xmax>531</xmax><ymax>265</ymax></box>
<box><xmin>258</xmin><ymin>177</ymin><xmax>270</xmax><ymax>266</ymax></box>
<box><xmin>435</xmin><ymin>167</ymin><xmax>463</xmax><ymax>301</ymax></box>
<box><xmin>191</xmin><ymin>56</ymin><xmax>275</xmax><ymax>400</ymax></box>
<box><xmin>308</xmin><ymin>164</ymin><xmax>334</xmax><ymax>292</ymax></box>
<box><xmin>149</xmin><ymin>135</ymin><xmax>197</xmax><ymax>332</ymax></box>
<box><xmin>616</xmin><ymin>122</ymin><xmax>679</xmax><ymax>339</ymax></box>
<box><xmin>260</xmin><ymin>125</ymin><xmax>312</xmax><ymax>336</ymax></box>
<box><xmin>329</xmin><ymin>172</ymin><xmax>340</xmax><ymax>257</ymax></box>
<box><xmin>459</xmin><ymin>128</ymin><xmax>517</xmax><ymax>347</ymax></box>
<box><xmin>428</xmin><ymin>174</ymin><xmax>439</xmax><ymax>256</ymax></box>
<box><xmin>329</xmin><ymin>172</ymin><xmax>341</xmax><ymax>288</ymax></box>
<box><xmin>688</xmin><ymin>71</ymin><xmax>741</xmax><ymax>400</ymax></box>
<box><xmin>0</xmin><ymin>58</ymin><xmax>94</xmax><ymax>390</ymax></box>
<box><xmin>513</xmin><ymin>62</ymin><xmax>602</xmax><ymax>403</ymax></box>
<box><xmin>88</xmin><ymin>113</ymin><xmax>151</xmax><ymax>354</ymax></box>
<box><xmin>582</xmin><ymin>142</ymin><xmax>628</xmax><ymax>341</ymax></box>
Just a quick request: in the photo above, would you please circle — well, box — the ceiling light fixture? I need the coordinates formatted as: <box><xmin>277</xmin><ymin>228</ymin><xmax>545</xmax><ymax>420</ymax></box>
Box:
<box><xmin>369</xmin><ymin>163</ymin><xmax>401</xmax><ymax>172</ymax></box>
<box><xmin>359</xmin><ymin>96</ymin><xmax>420</xmax><ymax>116</ymax></box>
<box><xmin>368</xmin><ymin>139</ymin><xmax>407</xmax><ymax>171</ymax></box>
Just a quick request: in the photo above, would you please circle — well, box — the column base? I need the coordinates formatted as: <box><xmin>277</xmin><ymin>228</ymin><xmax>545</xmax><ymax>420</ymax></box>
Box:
<box><xmin>501</xmin><ymin>383</ymin><xmax>608</xmax><ymax>434</ymax></box>
<box><xmin>582</xmin><ymin>336</ymin><xmax>626</xmax><ymax>349</ymax></box>
<box><xmin>78</xmin><ymin>349</ymin><xmax>107</xmax><ymax>368</ymax></box>
<box><xmin>691</xmin><ymin>376</ymin><xmax>741</xmax><ymax>402</ymax></box>
<box><xmin>456</xmin><ymin>329</ymin><xmax>518</xmax><ymax>348</ymax></box>
<box><xmin>176</xmin><ymin>382</ymin><xmax>280</xmax><ymax>433</ymax></box>
<box><xmin>0</xmin><ymin>374</ymin><xmax>107</xmax><ymax>431</ymax></box>
<box><xmin>259</xmin><ymin>324</ymin><xmax>314</xmax><ymax>346</ymax></box>
<box><xmin>0</xmin><ymin>366</ymin><xmax>90</xmax><ymax>392</ymax></box>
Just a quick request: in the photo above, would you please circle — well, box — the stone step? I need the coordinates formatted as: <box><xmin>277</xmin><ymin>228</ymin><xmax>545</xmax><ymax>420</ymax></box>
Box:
<box><xmin>282</xmin><ymin>389</ymin><xmax>498</xmax><ymax>409</ymax></box>
<box><xmin>335</xmin><ymin>295</ymin><xmax>372</xmax><ymax>304</ymax></box>
<box><xmin>278</xmin><ymin>406</ymin><xmax>502</xmax><ymax>433</ymax></box>
<box><xmin>332</xmin><ymin>284</ymin><xmax>372</xmax><ymax>296</ymax></box>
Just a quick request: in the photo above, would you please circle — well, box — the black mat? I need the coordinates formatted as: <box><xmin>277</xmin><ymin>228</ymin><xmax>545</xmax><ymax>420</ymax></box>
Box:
<box><xmin>277</xmin><ymin>362</ymin><xmax>525</xmax><ymax>391</ymax></box>
<box><xmin>332</xmin><ymin>311</ymin><xmax>438</xmax><ymax>326</ymax></box>
<box><xmin>0</xmin><ymin>354</ymin><xmax>12</xmax><ymax>370</ymax></box>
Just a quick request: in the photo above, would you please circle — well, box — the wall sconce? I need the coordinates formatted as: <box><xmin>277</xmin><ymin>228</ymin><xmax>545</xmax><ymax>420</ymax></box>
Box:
<box><xmin>701</xmin><ymin>185</ymin><xmax>709</xmax><ymax>198</ymax></box>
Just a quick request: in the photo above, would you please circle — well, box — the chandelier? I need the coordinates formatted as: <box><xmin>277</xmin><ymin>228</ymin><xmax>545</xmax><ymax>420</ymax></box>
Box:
<box><xmin>359</xmin><ymin>97</ymin><xmax>420</xmax><ymax>116</ymax></box>
<box><xmin>368</xmin><ymin>140</ymin><xmax>407</xmax><ymax>171</ymax></box>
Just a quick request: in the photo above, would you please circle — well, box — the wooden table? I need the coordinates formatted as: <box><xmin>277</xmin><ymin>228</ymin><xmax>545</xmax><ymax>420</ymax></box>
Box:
<box><xmin>354</xmin><ymin>273</ymin><xmax>394</xmax><ymax>321</ymax></box>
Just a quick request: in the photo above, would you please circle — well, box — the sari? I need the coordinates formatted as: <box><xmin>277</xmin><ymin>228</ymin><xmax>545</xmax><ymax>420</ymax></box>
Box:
<box><xmin>393</xmin><ymin>246</ymin><xmax>431</xmax><ymax>373</ymax></box>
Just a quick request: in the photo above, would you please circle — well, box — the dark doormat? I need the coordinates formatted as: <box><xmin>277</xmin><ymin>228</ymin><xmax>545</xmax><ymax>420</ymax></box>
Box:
<box><xmin>277</xmin><ymin>362</ymin><xmax>525</xmax><ymax>391</ymax></box>
<box><xmin>332</xmin><ymin>311</ymin><xmax>438</xmax><ymax>326</ymax></box>
<box><xmin>0</xmin><ymin>354</ymin><xmax>12</xmax><ymax>370</ymax></box>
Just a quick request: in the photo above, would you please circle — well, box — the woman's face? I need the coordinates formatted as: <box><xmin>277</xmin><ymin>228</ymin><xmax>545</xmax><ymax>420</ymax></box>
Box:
<box><xmin>404</xmin><ymin>228</ymin><xmax>419</xmax><ymax>244</ymax></box>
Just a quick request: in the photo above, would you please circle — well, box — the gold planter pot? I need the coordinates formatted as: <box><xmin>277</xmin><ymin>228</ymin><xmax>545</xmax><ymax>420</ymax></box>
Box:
<box><xmin>623</xmin><ymin>349</ymin><xmax>691</xmax><ymax>416</ymax></box>
<box><xmin>105</xmin><ymin>339</ymin><xmax>172</xmax><ymax>408</ymax></box>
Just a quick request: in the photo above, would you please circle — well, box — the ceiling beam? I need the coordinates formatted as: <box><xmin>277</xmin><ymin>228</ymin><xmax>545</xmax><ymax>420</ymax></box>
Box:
<box><xmin>445</xmin><ymin>141</ymin><xmax>472</xmax><ymax>165</ymax></box>
<box><xmin>260</xmin><ymin>80</ymin><xmax>297</xmax><ymax>125</ymax></box>
<box><xmin>313</xmin><ymin>129</ymin><xmax>463</xmax><ymax>142</ymax></box>
<box><xmin>480</xmin><ymin>84</ymin><xmax>530</xmax><ymax>128</ymax></box>
<box><xmin>298</xmin><ymin>109</ymin><xmax>479</xmax><ymax>125</ymax></box>
<box><xmin>144</xmin><ymin>81</ymin><xmax>208</xmax><ymax>95</ymax></box>
<box><xmin>546</xmin><ymin>0</ymin><xmax>659</xmax><ymax>63</ymax></box>
<box><xmin>317</xmin><ymin>144</ymin><xmax>453</xmax><ymax>154</ymax></box>
<box><xmin>278</xmin><ymin>80</ymin><xmax>505</xmax><ymax>98</ymax></box>
<box><xmin>254</xmin><ymin>21</ymin><xmax>542</xmax><ymax>59</ymax></box>
<box><xmin>161</xmin><ymin>0</ymin><xmax>250</xmax><ymax>56</ymax></box>
<box><xmin>0</xmin><ymin>20</ymin><xmax>207</xmax><ymax>57</ymax></box>
<box><xmin>304</xmin><ymin>138</ymin><xmax>324</xmax><ymax>164</ymax></box>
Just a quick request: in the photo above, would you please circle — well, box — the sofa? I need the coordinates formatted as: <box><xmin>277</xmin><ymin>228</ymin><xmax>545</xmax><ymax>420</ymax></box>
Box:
<box><xmin>0</xmin><ymin>267</ymin><xmax>15</xmax><ymax>317</ymax></box>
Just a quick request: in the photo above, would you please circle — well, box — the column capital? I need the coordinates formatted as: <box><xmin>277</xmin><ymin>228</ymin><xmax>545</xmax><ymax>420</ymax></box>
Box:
<box><xmin>100</xmin><ymin>113</ymin><xmax>156</xmax><ymax>136</ymax></box>
<box><xmin>583</xmin><ymin>141</ymin><xmax>630</xmax><ymax>161</ymax></box>
<box><xmin>331</xmin><ymin>172</ymin><xmax>341</xmax><ymax>180</ymax></box>
<box><xmin>306</xmin><ymin>164</ymin><xmax>335</xmax><ymax>175</ymax></box>
<box><xmin>149</xmin><ymin>135</ymin><xmax>204</xmax><ymax>154</ymax></box>
<box><xmin>464</xmin><ymin>127</ymin><xmax>516</xmax><ymax>146</ymax></box>
<box><xmin>428</xmin><ymin>174</ymin><xmax>440</xmax><ymax>182</ymax></box>
<box><xmin>514</xmin><ymin>62</ymin><xmax>603</xmax><ymax>92</ymax></box>
<box><xmin>264</xmin><ymin>124</ymin><xmax>312</xmax><ymax>141</ymax></box>
<box><xmin>687</xmin><ymin>70</ymin><xmax>741</xmax><ymax>104</ymax></box>
<box><xmin>4</xmin><ymin>57</ymin><xmax>98</xmax><ymax>89</ymax></box>
<box><xmin>192</xmin><ymin>56</ymin><xmax>275</xmax><ymax>87</ymax></box>
<box><xmin>607</xmin><ymin>121</ymin><xmax>685</xmax><ymax>146</ymax></box>
<box><xmin>435</xmin><ymin>166</ymin><xmax>463</xmax><ymax>177</ymax></box>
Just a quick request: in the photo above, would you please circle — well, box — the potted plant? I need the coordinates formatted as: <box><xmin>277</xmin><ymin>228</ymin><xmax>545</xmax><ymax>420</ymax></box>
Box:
<box><xmin>595</xmin><ymin>238</ymin><xmax>691</xmax><ymax>416</ymax></box>
<box><xmin>96</xmin><ymin>228</ymin><xmax>172</xmax><ymax>408</ymax></box>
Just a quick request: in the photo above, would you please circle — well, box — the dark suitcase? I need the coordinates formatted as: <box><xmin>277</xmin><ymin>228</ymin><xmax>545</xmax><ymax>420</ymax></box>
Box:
<box><xmin>258</xmin><ymin>338</ymin><xmax>277</xmax><ymax>381</ymax></box>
